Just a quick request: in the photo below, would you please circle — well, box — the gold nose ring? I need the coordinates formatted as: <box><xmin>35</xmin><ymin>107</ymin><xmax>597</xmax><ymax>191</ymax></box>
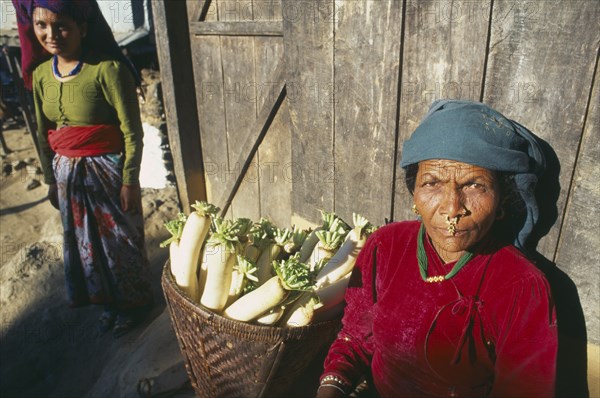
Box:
<box><xmin>445</xmin><ymin>215</ymin><xmax>458</xmax><ymax>236</ymax></box>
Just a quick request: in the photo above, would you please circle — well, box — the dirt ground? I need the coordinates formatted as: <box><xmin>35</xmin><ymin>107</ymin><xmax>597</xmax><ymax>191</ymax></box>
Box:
<box><xmin>0</xmin><ymin>124</ymin><xmax>195</xmax><ymax>398</ymax></box>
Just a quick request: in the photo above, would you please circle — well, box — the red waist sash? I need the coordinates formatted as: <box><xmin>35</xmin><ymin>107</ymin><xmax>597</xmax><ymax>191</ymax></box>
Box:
<box><xmin>48</xmin><ymin>124</ymin><xmax>123</xmax><ymax>157</ymax></box>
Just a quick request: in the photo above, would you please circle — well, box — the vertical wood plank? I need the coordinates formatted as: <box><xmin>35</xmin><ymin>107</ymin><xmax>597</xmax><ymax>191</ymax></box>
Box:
<box><xmin>555</xmin><ymin>65</ymin><xmax>599</xmax><ymax>342</ymax></box>
<box><xmin>333</xmin><ymin>0</ymin><xmax>402</xmax><ymax>226</ymax></box>
<box><xmin>282</xmin><ymin>0</ymin><xmax>336</xmax><ymax>227</ymax></box>
<box><xmin>393</xmin><ymin>0</ymin><xmax>492</xmax><ymax>222</ymax></box>
<box><xmin>211</xmin><ymin>63</ymin><xmax>286</xmax><ymax>219</ymax></box>
<box><xmin>253</xmin><ymin>0</ymin><xmax>292</xmax><ymax>227</ymax></box>
<box><xmin>482</xmin><ymin>0</ymin><xmax>600</xmax><ymax>257</ymax></box>
<box><xmin>255</xmin><ymin>37</ymin><xmax>293</xmax><ymax>227</ymax></box>
<box><xmin>216</xmin><ymin>0</ymin><xmax>261</xmax><ymax>220</ymax></box>
<box><xmin>220</xmin><ymin>35</ymin><xmax>261</xmax><ymax>220</ymax></box>
<box><xmin>191</xmin><ymin>35</ymin><xmax>228</xmax><ymax>209</ymax></box>
<box><xmin>153</xmin><ymin>0</ymin><xmax>207</xmax><ymax>213</ymax></box>
<box><xmin>254</xmin><ymin>0</ymin><xmax>290</xmax><ymax>226</ymax></box>
<box><xmin>190</xmin><ymin>0</ymin><xmax>226</xmax><ymax>212</ymax></box>
<box><xmin>258</xmin><ymin>103</ymin><xmax>293</xmax><ymax>227</ymax></box>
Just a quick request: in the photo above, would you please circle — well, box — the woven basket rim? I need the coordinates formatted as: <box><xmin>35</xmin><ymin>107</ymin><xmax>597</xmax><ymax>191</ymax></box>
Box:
<box><xmin>162</xmin><ymin>261</ymin><xmax>341</xmax><ymax>341</ymax></box>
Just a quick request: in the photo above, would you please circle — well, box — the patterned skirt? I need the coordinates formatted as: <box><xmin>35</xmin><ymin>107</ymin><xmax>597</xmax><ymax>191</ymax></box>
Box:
<box><xmin>53</xmin><ymin>154</ymin><xmax>153</xmax><ymax>309</ymax></box>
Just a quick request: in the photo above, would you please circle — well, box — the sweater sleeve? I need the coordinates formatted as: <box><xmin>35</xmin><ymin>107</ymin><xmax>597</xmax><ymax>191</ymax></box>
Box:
<box><xmin>32</xmin><ymin>68</ymin><xmax>57</xmax><ymax>185</ymax></box>
<box><xmin>99</xmin><ymin>60</ymin><xmax>143</xmax><ymax>185</ymax></box>
<box><xmin>320</xmin><ymin>233</ymin><xmax>380</xmax><ymax>390</ymax></box>
<box><xmin>488</xmin><ymin>273</ymin><xmax>558</xmax><ymax>397</ymax></box>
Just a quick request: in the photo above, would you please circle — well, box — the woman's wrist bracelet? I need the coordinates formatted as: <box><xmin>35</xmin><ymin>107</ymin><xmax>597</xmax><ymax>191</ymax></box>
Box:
<box><xmin>319</xmin><ymin>375</ymin><xmax>351</xmax><ymax>395</ymax></box>
<box><xmin>318</xmin><ymin>382</ymin><xmax>347</xmax><ymax>395</ymax></box>
<box><xmin>321</xmin><ymin>375</ymin><xmax>349</xmax><ymax>385</ymax></box>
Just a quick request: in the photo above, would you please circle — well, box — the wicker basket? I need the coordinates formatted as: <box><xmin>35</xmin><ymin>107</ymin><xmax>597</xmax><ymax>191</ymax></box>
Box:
<box><xmin>161</xmin><ymin>263</ymin><xmax>342</xmax><ymax>398</ymax></box>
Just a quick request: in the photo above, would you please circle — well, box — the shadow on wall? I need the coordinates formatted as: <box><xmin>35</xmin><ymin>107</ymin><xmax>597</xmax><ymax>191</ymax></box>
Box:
<box><xmin>527</xmin><ymin>138</ymin><xmax>589</xmax><ymax>398</ymax></box>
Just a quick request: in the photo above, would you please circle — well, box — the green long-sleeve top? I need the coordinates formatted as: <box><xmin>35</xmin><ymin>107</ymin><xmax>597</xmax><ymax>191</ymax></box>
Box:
<box><xmin>32</xmin><ymin>51</ymin><xmax>143</xmax><ymax>185</ymax></box>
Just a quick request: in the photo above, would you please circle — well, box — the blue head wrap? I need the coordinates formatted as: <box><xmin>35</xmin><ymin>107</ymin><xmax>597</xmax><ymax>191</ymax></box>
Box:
<box><xmin>400</xmin><ymin>99</ymin><xmax>546</xmax><ymax>252</ymax></box>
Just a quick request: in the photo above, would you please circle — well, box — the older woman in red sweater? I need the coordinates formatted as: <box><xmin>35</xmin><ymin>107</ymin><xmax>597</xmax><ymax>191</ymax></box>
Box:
<box><xmin>317</xmin><ymin>100</ymin><xmax>558</xmax><ymax>397</ymax></box>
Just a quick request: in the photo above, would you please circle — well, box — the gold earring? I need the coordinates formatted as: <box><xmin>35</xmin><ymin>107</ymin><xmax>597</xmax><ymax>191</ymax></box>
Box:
<box><xmin>411</xmin><ymin>205</ymin><xmax>419</xmax><ymax>215</ymax></box>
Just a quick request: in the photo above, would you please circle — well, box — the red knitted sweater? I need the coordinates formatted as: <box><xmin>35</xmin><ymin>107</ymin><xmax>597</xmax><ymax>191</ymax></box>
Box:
<box><xmin>321</xmin><ymin>221</ymin><xmax>557</xmax><ymax>397</ymax></box>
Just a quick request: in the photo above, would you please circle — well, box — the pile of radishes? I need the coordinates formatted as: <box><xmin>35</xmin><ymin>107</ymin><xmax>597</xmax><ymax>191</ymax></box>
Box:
<box><xmin>161</xmin><ymin>201</ymin><xmax>376</xmax><ymax>327</ymax></box>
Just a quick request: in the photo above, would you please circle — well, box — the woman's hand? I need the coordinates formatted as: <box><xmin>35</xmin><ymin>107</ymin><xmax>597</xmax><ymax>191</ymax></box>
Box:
<box><xmin>120</xmin><ymin>184</ymin><xmax>142</xmax><ymax>213</ymax></box>
<box><xmin>48</xmin><ymin>183</ymin><xmax>59</xmax><ymax>209</ymax></box>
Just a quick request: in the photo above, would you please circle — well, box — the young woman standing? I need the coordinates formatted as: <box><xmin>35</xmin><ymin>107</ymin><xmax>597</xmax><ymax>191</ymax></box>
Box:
<box><xmin>13</xmin><ymin>0</ymin><xmax>153</xmax><ymax>337</ymax></box>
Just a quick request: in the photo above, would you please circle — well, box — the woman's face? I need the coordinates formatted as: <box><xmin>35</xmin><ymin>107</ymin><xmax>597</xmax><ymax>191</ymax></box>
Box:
<box><xmin>32</xmin><ymin>7</ymin><xmax>86</xmax><ymax>60</ymax></box>
<box><xmin>413</xmin><ymin>159</ymin><xmax>501</xmax><ymax>262</ymax></box>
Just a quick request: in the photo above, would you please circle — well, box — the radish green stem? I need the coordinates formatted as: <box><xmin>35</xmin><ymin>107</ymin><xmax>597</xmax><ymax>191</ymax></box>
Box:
<box><xmin>283</xmin><ymin>226</ymin><xmax>308</xmax><ymax>254</ymax></box>
<box><xmin>160</xmin><ymin>212</ymin><xmax>187</xmax><ymax>248</ymax></box>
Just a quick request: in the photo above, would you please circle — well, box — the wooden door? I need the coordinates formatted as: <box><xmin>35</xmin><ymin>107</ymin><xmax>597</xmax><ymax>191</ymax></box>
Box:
<box><xmin>186</xmin><ymin>0</ymin><xmax>291</xmax><ymax>227</ymax></box>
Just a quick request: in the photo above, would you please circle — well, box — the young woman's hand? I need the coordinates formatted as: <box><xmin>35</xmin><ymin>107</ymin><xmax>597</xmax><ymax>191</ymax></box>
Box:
<box><xmin>48</xmin><ymin>183</ymin><xmax>59</xmax><ymax>209</ymax></box>
<box><xmin>120</xmin><ymin>184</ymin><xmax>142</xmax><ymax>213</ymax></box>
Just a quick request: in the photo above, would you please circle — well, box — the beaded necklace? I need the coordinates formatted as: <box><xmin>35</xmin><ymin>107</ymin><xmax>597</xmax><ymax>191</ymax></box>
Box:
<box><xmin>417</xmin><ymin>223</ymin><xmax>474</xmax><ymax>283</ymax></box>
<box><xmin>52</xmin><ymin>55</ymin><xmax>83</xmax><ymax>78</ymax></box>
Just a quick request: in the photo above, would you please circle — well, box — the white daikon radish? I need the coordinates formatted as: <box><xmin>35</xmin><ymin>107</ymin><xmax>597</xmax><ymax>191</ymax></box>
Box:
<box><xmin>223</xmin><ymin>275</ymin><xmax>287</xmax><ymax>322</ymax></box>
<box><xmin>315</xmin><ymin>213</ymin><xmax>372</xmax><ymax>287</ymax></box>
<box><xmin>226</xmin><ymin>255</ymin><xmax>259</xmax><ymax>306</ymax></box>
<box><xmin>172</xmin><ymin>202</ymin><xmax>219</xmax><ymax>302</ymax></box>
<box><xmin>284</xmin><ymin>272</ymin><xmax>352</xmax><ymax>327</ymax></box>
<box><xmin>199</xmin><ymin>218</ymin><xmax>239</xmax><ymax>312</ymax></box>
<box><xmin>308</xmin><ymin>230</ymin><xmax>345</xmax><ymax>272</ymax></box>
<box><xmin>297</xmin><ymin>210</ymin><xmax>343</xmax><ymax>263</ymax></box>
<box><xmin>298</xmin><ymin>228</ymin><xmax>321</xmax><ymax>263</ymax></box>
<box><xmin>256</xmin><ymin>305</ymin><xmax>286</xmax><ymax>325</ymax></box>
<box><xmin>286</xmin><ymin>295</ymin><xmax>323</xmax><ymax>327</ymax></box>
<box><xmin>223</xmin><ymin>254</ymin><xmax>315</xmax><ymax>322</ymax></box>
<box><xmin>255</xmin><ymin>227</ymin><xmax>292</xmax><ymax>285</ymax></box>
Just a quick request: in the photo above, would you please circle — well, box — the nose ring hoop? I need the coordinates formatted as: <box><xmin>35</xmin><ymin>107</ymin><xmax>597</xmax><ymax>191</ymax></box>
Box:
<box><xmin>445</xmin><ymin>216</ymin><xmax>459</xmax><ymax>235</ymax></box>
<box><xmin>445</xmin><ymin>208</ymin><xmax>468</xmax><ymax>236</ymax></box>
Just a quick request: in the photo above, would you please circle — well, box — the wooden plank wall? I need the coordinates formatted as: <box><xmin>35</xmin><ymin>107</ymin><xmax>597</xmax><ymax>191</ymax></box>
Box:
<box><xmin>255</xmin><ymin>2</ymin><xmax>291</xmax><ymax>227</ymax></box>
<box><xmin>333</xmin><ymin>1</ymin><xmax>402</xmax><ymax>225</ymax></box>
<box><xmin>188</xmin><ymin>0</ymin><xmax>291</xmax><ymax>224</ymax></box>
<box><xmin>178</xmin><ymin>0</ymin><xmax>600</xmax><ymax>345</ymax></box>
<box><xmin>283</xmin><ymin>0</ymin><xmax>336</xmax><ymax>227</ymax></box>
